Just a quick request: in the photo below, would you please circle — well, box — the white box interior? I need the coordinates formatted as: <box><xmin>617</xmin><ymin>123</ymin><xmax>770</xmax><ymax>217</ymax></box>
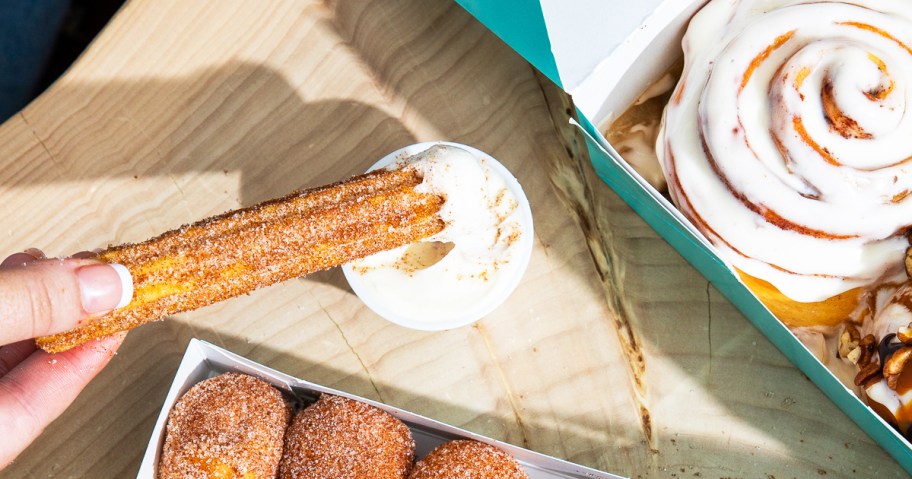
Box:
<box><xmin>137</xmin><ymin>339</ymin><xmax>627</xmax><ymax>479</ymax></box>
<box><xmin>535</xmin><ymin>0</ymin><xmax>912</xmax><ymax>457</ymax></box>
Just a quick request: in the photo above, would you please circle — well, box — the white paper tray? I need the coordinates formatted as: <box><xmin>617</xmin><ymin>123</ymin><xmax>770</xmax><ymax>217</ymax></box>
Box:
<box><xmin>137</xmin><ymin>339</ymin><xmax>627</xmax><ymax>479</ymax></box>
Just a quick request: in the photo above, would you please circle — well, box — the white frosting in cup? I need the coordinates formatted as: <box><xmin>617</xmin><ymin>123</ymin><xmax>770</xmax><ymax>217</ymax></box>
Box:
<box><xmin>658</xmin><ymin>0</ymin><xmax>912</xmax><ymax>302</ymax></box>
<box><xmin>342</xmin><ymin>143</ymin><xmax>533</xmax><ymax>330</ymax></box>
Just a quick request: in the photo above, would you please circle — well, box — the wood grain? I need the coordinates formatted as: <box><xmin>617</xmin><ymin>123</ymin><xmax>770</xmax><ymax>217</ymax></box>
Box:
<box><xmin>0</xmin><ymin>0</ymin><xmax>903</xmax><ymax>477</ymax></box>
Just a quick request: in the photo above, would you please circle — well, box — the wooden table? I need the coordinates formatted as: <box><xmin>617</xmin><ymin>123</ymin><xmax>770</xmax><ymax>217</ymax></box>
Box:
<box><xmin>0</xmin><ymin>1</ymin><xmax>903</xmax><ymax>477</ymax></box>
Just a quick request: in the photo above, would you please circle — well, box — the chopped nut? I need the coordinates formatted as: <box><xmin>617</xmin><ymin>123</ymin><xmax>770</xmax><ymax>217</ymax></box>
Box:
<box><xmin>858</xmin><ymin>334</ymin><xmax>877</xmax><ymax>365</ymax></box>
<box><xmin>839</xmin><ymin>325</ymin><xmax>862</xmax><ymax>358</ymax></box>
<box><xmin>906</xmin><ymin>246</ymin><xmax>912</xmax><ymax>278</ymax></box>
<box><xmin>846</xmin><ymin>324</ymin><xmax>861</xmax><ymax>342</ymax></box>
<box><xmin>884</xmin><ymin>346</ymin><xmax>912</xmax><ymax>389</ymax></box>
<box><xmin>898</xmin><ymin>325</ymin><xmax>912</xmax><ymax>345</ymax></box>
<box><xmin>855</xmin><ymin>362</ymin><xmax>882</xmax><ymax>387</ymax></box>
<box><xmin>846</xmin><ymin>346</ymin><xmax>862</xmax><ymax>365</ymax></box>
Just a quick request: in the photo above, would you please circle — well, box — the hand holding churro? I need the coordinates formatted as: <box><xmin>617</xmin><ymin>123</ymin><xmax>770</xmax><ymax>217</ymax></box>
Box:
<box><xmin>0</xmin><ymin>249</ymin><xmax>128</xmax><ymax>468</ymax></box>
<box><xmin>36</xmin><ymin>167</ymin><xmax>445</xmax><ymax>353</ymax></box>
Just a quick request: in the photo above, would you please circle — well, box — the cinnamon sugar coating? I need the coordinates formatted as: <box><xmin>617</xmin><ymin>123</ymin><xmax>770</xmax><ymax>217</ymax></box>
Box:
<box><xmin>408</xmin><ymin>440</ymin><xmax>529</xmax><ymax>479</ymax></box>
<box><xmin>278</xmin><ymin>394</ymin><xmax>415</xmax><ymax>479</ymax></box>
<box><xmin>36</xmin><ymin>169</ymin><xmax>445</xmax><ymax>353</ymax></box>
<box><xmin>158</xmin><ymin>373</ymin><xmax>292</xmax><ymax>479</ymax></box>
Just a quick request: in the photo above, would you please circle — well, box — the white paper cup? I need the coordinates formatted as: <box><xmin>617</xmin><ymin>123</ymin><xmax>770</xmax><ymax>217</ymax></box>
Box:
<box><xmin>342</xmin><ymin>141</ymin><xmax>533</xmax><ymax>330</ymax></box>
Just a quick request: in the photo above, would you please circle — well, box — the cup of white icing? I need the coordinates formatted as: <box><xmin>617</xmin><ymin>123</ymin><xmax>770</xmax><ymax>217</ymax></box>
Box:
<box><xmin>342</xmin><ymin>141</ymin><xmax>534</xmax><ymax>330</ymax></box>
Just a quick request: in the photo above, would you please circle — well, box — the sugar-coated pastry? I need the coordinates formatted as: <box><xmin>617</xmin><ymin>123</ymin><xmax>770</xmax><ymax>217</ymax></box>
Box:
<box><xmin>278</xmin><ymin>394</ymin><xmax>415</xmax><ymax>479</ymax></box>
<box><xmin>36</xmin><ymin>167</ymin><xmax>445</xmax><ymax>353</ymax></box>
<box><xmin>158</xmin><ymin>373</ymin><xmax>292</xmax><ymax>479</ymax></box>
<box><xmin>657</xmin><ymin>0</ymin><xmax>912</xmax><ymax>327</ymax></box>
<box><xmin>408</xmin><ymin>440</ymin><xmax>529</xmax><ymax>479</ymax></box>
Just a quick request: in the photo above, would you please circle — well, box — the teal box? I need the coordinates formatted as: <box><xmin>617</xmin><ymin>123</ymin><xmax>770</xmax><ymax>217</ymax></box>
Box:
<box><xmin>457</xmin><ymin>0</ymin><xmax>912</xmax><ymax>474</ymax></box>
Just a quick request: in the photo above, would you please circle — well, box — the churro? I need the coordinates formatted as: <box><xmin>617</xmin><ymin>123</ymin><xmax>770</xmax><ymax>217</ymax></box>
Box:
<box><xmin>36</xmin><ymin>169</ymin><xmax>445</xmax><ymax>353</ymax></box>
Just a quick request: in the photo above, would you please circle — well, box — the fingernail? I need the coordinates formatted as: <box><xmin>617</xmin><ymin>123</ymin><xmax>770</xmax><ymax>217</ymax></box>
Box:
<box><xmin>77</xmin><ymin>264</ymin><xmax>134</xmax><ymax>314</ymax></box>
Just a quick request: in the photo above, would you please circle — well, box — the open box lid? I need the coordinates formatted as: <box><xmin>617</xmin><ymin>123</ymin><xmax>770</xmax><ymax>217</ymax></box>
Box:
<box><xmin>456</xmin><ymin>0</ymin><xmax>912</xmax><ymax>474</ymax></box>
<box><xmin>457</xmin><ymin>0</ymin><xmax>692</xmax><ymax>118</ymax></box>
<box><xmin>456</xmin><ymin>0</ymin><xmax>713</xmax><ymax>249</ymax></box>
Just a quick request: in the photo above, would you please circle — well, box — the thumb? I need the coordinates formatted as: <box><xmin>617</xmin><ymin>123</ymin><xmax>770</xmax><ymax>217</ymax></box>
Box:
<box><xmin>0</xmin><ymin>257</ymin><xmax>132</xmax><ymax>345</ymax></box>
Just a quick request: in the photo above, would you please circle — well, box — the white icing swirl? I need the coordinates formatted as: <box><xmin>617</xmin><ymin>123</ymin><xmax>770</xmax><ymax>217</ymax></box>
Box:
<box><xmin>658</xmin><ymin>0</ymin><xmax>912</xmax><ymax>302</ymax></box>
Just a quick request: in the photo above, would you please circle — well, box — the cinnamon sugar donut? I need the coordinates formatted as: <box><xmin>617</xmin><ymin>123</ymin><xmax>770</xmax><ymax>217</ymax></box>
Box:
<box><xmin>657</xmin><ymin>0</ymin><xmax>912</xmax><ymax>327</ymax></box>
<box><xmin>408</xmin><ymin>440</ymin><xmax>529</xmax><ymax>479</ymax></box>
<box><xmin>278</xmin><ymin>394</ymin><xmax>414</xmax><ymax>479</ymax></box>
<box><xmin>158</xmin><ymin>373</ymin><xmax>292</xmax><ymax>479</ymax></box>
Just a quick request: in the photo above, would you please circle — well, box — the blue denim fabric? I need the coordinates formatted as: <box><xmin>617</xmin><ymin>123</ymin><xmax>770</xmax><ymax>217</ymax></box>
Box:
<box><xmin>0</xmin><ymin>0</ymin><xmax>70</xmax><ymax>121</ymax></box>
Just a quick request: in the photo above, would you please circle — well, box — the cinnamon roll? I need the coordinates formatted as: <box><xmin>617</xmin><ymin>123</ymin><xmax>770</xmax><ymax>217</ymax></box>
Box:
<box><xmin>658</xmin><ymin>0</ymin><xmax>912</xmax><ymax>327</ymax></box>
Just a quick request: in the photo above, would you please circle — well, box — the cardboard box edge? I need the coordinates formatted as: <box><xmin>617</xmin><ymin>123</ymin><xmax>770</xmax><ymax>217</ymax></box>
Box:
<box><xmin>137</xmin><ymin>339</ymin><xmax>628</xmax><ymax>479</ymax></box>
<box><xmin>455</xmin><ymin>0</ymin><xmax>912</xmax><ymax>474</ymax></box>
